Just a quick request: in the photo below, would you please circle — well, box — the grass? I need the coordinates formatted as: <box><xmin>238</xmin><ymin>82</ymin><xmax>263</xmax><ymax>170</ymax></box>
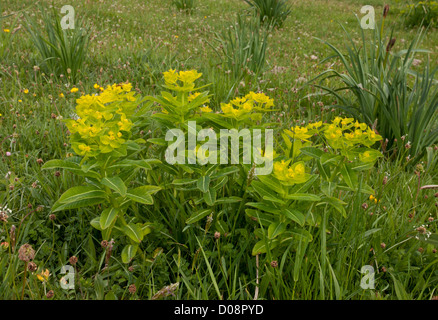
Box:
<box><xmin>0</xmin><ymin>0</ymin><xmax>438</xmax><ymax>300</ymax></box>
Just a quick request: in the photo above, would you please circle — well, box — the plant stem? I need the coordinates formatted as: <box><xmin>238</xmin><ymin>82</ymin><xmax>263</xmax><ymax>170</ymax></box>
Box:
<box><xmin>21</xmin><ymin>262</ymin><xmax>28</xmax><ymax>300</ymax></box>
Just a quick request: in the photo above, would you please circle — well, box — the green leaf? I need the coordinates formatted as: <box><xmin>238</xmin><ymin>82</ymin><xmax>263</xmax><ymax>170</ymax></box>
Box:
<box><xmin>99</xmin><ymin>207</ymin><xmax>119</xmax><ymax>230</ymax></box>
<box><xmin>90</xmin><ymin>217</ymin><xmax>102</xmax><ymax>230</ymax></box>
<box><xmin>121</xmin><ymin>223</ymin><xmax>143</xmax><ymax>243</ymax></box>
<box><xmin>341</xmin><ymin>163</ymin><xmax>358</xmax><ymax>190</ymax></box>
<box><xmin>319</xmin><ymin>196</ymin><xmax>347</xmax><ymax>217</ymax></box>
<box><xmin>134</xmin><ymin>185</ymin><xmax>161</xmax><ymax>195</ymax></box>
<box><xmin>320</xmin><ymin>153</ymin><xmax>342</xmax><ymax>166</ymax></box>
<box><xmin>186</xmin><ymin>209</ymin><xmax>212</xmax><ymax>224</ymax></box>
<box><xmin>142</xmin><ymin>224</ymin><xmax>152</xmax><ymax>236</ymax></box>
<box><xmin>105</xmin><ymin>291</ymin><xmax>118</xmax><ymax>300</ymax></box>
<box><xmin>390</xmin><ymin>274</ymin><xmax>411</xmax><ymax>300</ymax></box>
<box><xmin>126</xmin><ymin>187</ymin><xmax>155</xmax><ymax>205</ymax></box>
<box><xmin>52</xmin><ymin>186</ymin><xmax>107</xmax><ymax>212</ymax></box>
<box><xmin>262</xmin><ymin>196</ymin><xmax>286</xmax><ymax>205</ymax></box>
<box><xmin>245</xmin><ymin>209</ymin><xmax>274</xmax><ymax>226</ymax></box>
<box><xmin>300</xmin><ymin>147</ymin><xmax>324</xmax><ymax>159</ymax></box>
<box><xmin>268</xmin><ymin>222</ymin><xmax>286</xmax><ymax>239</ymax></box>
<box><xmin>246</xmin><ymin>202</ymin><xmax>281</xmax><ymax>215</ymax></box>
<box><xmin>197</xmin><ymin>176</ymin><xmax>210</xmax><ymax>193</ymax></box>
<box><xmin>285</xmin><ymin>193</ymin><xmax>321</xmax><ymax>202</ymax></box>
<box><xmin>350</xmin><ymin>161</ymin><xmax>374</xmax><ymax>171</ymax></box>
<box><xmin>101</xmin><ymin>176</ymin><xmax>127</xmax><ymax>197</ymax></box>
<box><xmin>213</xmin><ymin>176</ymin><xmax>228</xmax><ymax>190</ymax></box>
<box><xmin>147</xmin><ymin>138</ymin><xmax>167</xmax><ymax>146</ymax></box>
<box><xmin>41</xmin><ymin>159</ymin><xmax>101</xmax><ymax>179</ymax></box>
<box><xmin>290</xmin><ymin>228</ymin><xmax>313</xmax><ymax>242</ymax></box>
<box><xmin>94</xmin><ymin>275</ymin><xmax>105</xmax><ymax>300</ymax></box>
<box><xmin>257</xmin><ymin>175</ymin><xmax>285</xmax><ymax>195</ymax></box>
<box><xmin>251</xmin><ymin>181</ymin><xmax>278</xmax><ymax>199</ymax></box>
<box><xmin>284</xmin><ymin>208</ymin><xmax>305</xmax><ymax>226</ymax></box>
<box><xmin>317</xmin><ymin>159</ymin><xmax>330</xmax><ymax>181</ymax></box>
<box><xmin>172</xmin><ymin>178</ymin><xmax>197</xmax><ymax>185</ymax></box>
<box><xmin>252</xmin><ymin>239</ymin><xmax>279</xmax><ymax>255</ymax></box>
<box><xmin>204</xmin><ymin>187</ymin><xmax>216</xmax><ymax>206</ymax></box>
<box><xmin>121</xmin><ymin>244</ymin><xmax>138</xmax><ymax>264</ymax></box>
<box><xmin>321</xmin><ymin>181</ymin><xmax>337</xmax><ymax>197</ymax></box>
<box><xmin>210</xmin><ymin>166</ymin><xmax>239</xmax><ymax>179</ymax></box>
<box><xmin>108</xmin><ymin>159</ymin><xmax>161</xmax><ymax>171</ymax></box>
<box><xmin>215</xmin><ymin>197</ymin><xmax>242</xmax><ymax>204</ymax></box>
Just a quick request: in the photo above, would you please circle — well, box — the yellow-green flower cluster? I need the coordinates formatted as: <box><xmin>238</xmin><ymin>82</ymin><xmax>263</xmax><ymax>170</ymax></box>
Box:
<box><xmin>220</xmin><ymin>92</ymin><xmax>274</xmax><ymax>121</ymax></box>
<box><xmin>285</xmin><ymin>121</ymin><xmax>322</xmax><ymax>141</ymax></box>
<box><xmin>286</xmin><ymin>117</ymin><xmax>382</xmax><ymax>149</ymax></box>
<box><xmin>163</xmin><ymin>69</ymin><xmax>202</xmax><ymax>92</ymax></box>
<box><xmin>272</xmin><ymin>160</ymin><xmax>311</xmax><ymax>186</ymax></box>
<box><xmin>64</xmin><ymin>83</ymin><xmax>137</xmax><ymax>157</ymax></box>
<box><xmin>322</xmin><ymin>117</ymin><xmax>382</xmax><ymax>149</ymax></box>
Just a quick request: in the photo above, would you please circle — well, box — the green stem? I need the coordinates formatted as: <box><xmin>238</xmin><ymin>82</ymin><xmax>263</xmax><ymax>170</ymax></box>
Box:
<box><xmin>21</xmin><ymin>262</ymin><xmax>28</xmax><ymax>300</ymax></box>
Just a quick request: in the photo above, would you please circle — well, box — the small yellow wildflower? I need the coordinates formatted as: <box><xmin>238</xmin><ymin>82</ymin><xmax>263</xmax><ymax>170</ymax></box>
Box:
<box><xmin>3</xmin><ymin>29</ymin><xmax>10</xmax><ymax>33</ymax></box>
<box><xmin>200</xmin><ymin>106</ymin><xmax>212</xmax><ymax>113</ymax></box>
<box><xmin>178</xmin><ymin>70</ymin><xmax>202</xmax><ymax>84</ymax></box>
<box><xmin>37</xmin><ymin>269</ymin><xmax>50</xmax><ymax>282</ymax></box>
<box><xmin>59</xmin><ymin>93</ymin><xmax>64</xmax><ymax>98</ymax></box>
<box><xmin>78</xmin><ymin>144</ymin><xmax>91</xmax><ymax>154</ymax></box>
<box><xmin>94</xmin><ymin>83</ymin><xmax>100</xmax><ymax>89</ymax></box>
<box><xmin>24</xmin><ymin>89</ymin><xmax>29</xmax><ymax>94</ymax></box>
<box><xmin>188</xmin><ymin>92</ymin><xmax>201</xmax><ymax>102</ymax></box>
<box><xmin>71</xmin><ymin>87</ymin><xmax>79</xmax><ymax>93</ymax></box>
<box><xmin>163</xmin><ymin>69</ymin><xmax>178</xmax><ymax>85</ymax></box>
<box><xmin>287</xmin><ymin>126</ymin><xmax>312</xmax><ymax>141</ymax></box>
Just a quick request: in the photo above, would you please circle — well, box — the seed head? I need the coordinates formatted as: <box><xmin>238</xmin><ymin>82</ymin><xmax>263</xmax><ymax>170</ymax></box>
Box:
<box><xmin>46</xmin><ymin>290</ymin><xmax>54</xmax><ymax>299</ymax></box>
<box><xmin>383</xmin><ymin>4</ymin><xmax>390</xmax><ymax>18</ymax></box>
<box><xmin>28</xmin><ymin>261</ymin><xmax>37</xmax><ymax>272</ymax></box>
<box><xmin>270</xmin><ymin>260</ymin><xmax>278</xmax><ymax>268</ymax></box>
<box><xmin>128</xmin><ymin>284</ymin><xmax>137</xmax><ymax>294</ymax></box>
<box><xmin>386</xmin><ymin>38</ymin><xmax>396</xmax><ymax>52</ymax></box>
<box><xmin>69</xmin><ymin>256</ymin><xmax>78</xmax><ymax>266</ymax></box>
<box><xmin>416</xmin><ymin>226</ymin><xmax>427</xmax><ymax>234</ymax></box>
<box><xmin>18</xmin><ymin>244</ymin><xmax>35</xmax><ymax>262</ymax></box>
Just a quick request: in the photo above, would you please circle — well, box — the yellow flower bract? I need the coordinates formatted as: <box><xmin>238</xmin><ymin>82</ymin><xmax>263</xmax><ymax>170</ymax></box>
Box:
<box><xmin>65</xmin><ymin>82</ymin><xmax>137</xmax><ymax>158</ymax></box>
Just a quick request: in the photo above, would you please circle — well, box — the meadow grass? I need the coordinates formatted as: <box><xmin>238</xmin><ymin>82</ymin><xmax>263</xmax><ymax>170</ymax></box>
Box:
<box><xmin>0</xmin><ymin>0</ymin><xmax>437</xmax><ymax>300</ymax></box>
